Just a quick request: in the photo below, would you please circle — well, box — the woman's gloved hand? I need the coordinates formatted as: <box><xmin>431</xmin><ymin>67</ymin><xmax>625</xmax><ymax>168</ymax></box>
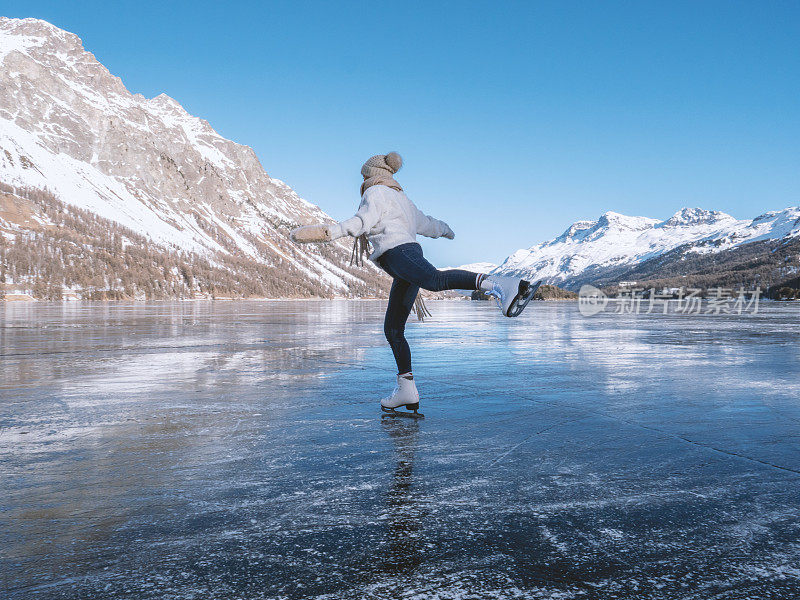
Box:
<box><xmin>442</xmin><ymin>224</ymin><xmax>455</xmax><ymax>240</ymax></box>
<box><xmin>290</xmin><ymin>224</ymin><xmax>332</xmax><ymax>243</ymax></box>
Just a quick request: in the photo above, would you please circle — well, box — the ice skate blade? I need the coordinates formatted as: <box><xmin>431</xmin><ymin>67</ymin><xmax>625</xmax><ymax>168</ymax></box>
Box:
<box><xmin>506</xmin><ymin>279</ymin><xmax>542</xmax><ymax>317</ymax></box>
<box><xmin>381</xmin><ymin>405</ymin><xmax>425</xmax><ymax>419</ymax></box>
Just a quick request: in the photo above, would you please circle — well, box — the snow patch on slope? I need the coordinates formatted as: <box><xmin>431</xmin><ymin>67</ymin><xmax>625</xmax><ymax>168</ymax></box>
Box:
<box><xmin>0</xmin><ymin>117</ymin><xmax>209</xmax><ymax>251</ymax></box>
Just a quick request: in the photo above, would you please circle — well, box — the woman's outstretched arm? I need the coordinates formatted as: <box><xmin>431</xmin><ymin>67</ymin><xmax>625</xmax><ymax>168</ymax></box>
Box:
<box><xmin>415</xmin><ymin>207</ymin><xmax>454</xmax><ymax>239</ymax></box>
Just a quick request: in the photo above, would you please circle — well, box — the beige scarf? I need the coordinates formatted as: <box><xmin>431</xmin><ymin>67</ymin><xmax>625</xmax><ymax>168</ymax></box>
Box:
<box><xmin>360</xmin><ymin>176</ymin><xmax>402</xmax><ymax>197</ymax></box>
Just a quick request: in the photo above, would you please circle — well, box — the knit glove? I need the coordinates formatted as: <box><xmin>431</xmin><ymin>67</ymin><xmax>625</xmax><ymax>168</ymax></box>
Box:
<box><xmin>442</xmin><ymin>224</ymin><xmax>455</xmax><ymax>240</ymax></box>
<box><xmin>290</xmin><ymin>224</ymin><xmax>332</xmax><ymax>243</ymax></box>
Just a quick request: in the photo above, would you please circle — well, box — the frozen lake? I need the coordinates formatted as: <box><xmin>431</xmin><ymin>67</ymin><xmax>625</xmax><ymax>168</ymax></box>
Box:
<box><xmin>2</xmin><ymin>300</ymin><xmax>799</xmax><ymax>599</ymax></box>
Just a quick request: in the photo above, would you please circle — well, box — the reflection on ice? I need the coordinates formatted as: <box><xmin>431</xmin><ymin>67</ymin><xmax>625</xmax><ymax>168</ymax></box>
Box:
<box><xmin>378</xmin><ymin>418</ymin><xmax>424</xmax><ymax>576</ymax></box>
<box><xmin>2</xmin><ymin>300</ymin><xmax>799</xmax><ymax>599</ymax></box>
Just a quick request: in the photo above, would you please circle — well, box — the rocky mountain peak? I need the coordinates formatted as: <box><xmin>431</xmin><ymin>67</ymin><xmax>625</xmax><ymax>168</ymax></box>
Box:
<box><xmin>555</xmin><ymin>220</ymin><xmax>596</xmax><ymax>242</ymax></box>
<box><xmin>660</xmin><ymin>207</ymin><xmax>733</xmax><ymax>228</ymax></box>
<box><xmin>0</xmin><ymin>18</ymin><xmax>385</xmax><ymax>298</ymax></box>
<box><xmin>0</xmin><ymin>17</ymin><xmax>88</xmax><ymax>63</ymax></box>
<box><xmin>596</xmin><ymin>211</ymin><xmax>658</xmax><ymax>231</ymax></box>
<box><xmin>495</xmin><ymin>205</ymin><xmax>799</xmax><ymax>290</ymax></box>
<box><xmin>149</xmin><ymin>93</ymin><xmax>189</xmax><ymax>113</ymax></box>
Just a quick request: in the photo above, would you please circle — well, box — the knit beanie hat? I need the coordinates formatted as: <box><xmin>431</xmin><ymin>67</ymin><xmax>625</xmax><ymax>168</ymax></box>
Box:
<box><xmin>361</xmin><ymin>152</ymin><xmax>403</xmax><ymax>179</ymax></box>
<box><xmin>360</xmin><ymin>152</ymin><xmax>403</xmax><ymax>196</ymax></box>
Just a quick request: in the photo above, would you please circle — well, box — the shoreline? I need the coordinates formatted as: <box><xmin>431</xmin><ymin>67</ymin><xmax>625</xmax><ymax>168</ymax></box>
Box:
<box><xmin>0</xmin><ymin>296</ymin><xmax>580</xmax><ymax>303</ymax></box>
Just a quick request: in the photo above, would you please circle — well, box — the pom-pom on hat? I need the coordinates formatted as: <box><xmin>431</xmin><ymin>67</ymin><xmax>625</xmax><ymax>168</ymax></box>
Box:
<box><xmin>384</xmin><ymin>151</ymin><xmax>403</xmax><ymax>173</ymax></box>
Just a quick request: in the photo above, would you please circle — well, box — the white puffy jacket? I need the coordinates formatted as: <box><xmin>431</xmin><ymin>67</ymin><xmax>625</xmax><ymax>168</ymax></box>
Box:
<box><xmin>329</xmin><ymin>185</ymin><xmax>453</xmax><ymax>260</ymax></box>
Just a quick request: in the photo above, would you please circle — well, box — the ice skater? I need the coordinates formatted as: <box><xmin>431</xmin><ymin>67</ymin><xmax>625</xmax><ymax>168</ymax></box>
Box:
<box><xmin>291</xmin><ymin>152</ymin><xmax>540</xmax><ymax>416</ymax></box>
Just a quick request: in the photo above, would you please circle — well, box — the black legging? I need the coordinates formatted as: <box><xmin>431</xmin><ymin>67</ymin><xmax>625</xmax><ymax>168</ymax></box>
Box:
<box><xmin>376</xmin><ymin>243</ymin><xmax>479</xmax><ymax>374</ymax></box>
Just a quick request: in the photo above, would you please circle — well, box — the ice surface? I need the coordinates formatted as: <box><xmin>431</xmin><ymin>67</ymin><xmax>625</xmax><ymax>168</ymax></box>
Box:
<box><xmin>1</xmin><ymin>300</ymin><xmax>800</xmax><ymax>599</ymax></box>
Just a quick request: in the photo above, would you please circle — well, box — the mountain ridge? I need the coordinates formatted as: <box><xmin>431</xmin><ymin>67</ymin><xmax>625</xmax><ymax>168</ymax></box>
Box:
<box><xmin>495</xmin><ymin>205</ymin><xmax>800</xmax><ymax>290</ymax></box>
<box><xmin>0</xmin><ymin>17</ymin><xmax>387</xmax><ymax>299</ymax></box>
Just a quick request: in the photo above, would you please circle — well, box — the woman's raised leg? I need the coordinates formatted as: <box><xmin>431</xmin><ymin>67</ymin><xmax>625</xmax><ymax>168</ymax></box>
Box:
<box><xmin>380</xmin><ymin>243</ymin><xmax>479</xmax><ymax>293</ymax></box>
<box><xmin>379</xmin><ymin>242</ymin><xmax>540</xmax><ymax>317</ymax></box>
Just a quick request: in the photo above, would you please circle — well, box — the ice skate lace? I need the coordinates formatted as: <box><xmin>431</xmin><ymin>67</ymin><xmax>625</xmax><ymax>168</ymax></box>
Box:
<box><xmin>485</xmin><ymin>283</ymin><xmax>505</xmax><ymax>308</ymax></box>
<box><xmin>383</xmin><ymin>382</ymin><xmax>401</xmax><ymax>403</ymax></box>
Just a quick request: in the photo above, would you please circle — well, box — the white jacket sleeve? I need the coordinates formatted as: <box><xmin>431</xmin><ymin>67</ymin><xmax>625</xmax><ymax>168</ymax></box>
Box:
<box><xmin>415</xmin><ymin>207</ymin><xmax>452</xmax><ymax>239</ymax></box>
<box><xmin>329</xmin><ymin>192</ymin><xmax>384</xmax><ymax>240</ymax></box>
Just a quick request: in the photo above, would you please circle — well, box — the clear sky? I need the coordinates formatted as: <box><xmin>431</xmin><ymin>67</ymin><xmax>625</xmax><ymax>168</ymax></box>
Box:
<box><xmin>4</xmin><ymin>1</ymin><xmax>800</xmax><ymax>266</ymax></box>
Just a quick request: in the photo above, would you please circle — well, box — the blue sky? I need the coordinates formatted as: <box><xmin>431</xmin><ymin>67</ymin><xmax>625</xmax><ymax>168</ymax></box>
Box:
<box><xmin>5</xmin><ymin>1</ymin><xmax>800</xmax><ymax>266</ymax></box>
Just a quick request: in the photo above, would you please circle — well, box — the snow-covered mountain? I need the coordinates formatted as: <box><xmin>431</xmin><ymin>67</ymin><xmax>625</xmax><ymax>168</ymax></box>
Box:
<box><xmin>444</xmin><ymin>262</ymin><xmax>497</xmax><ymax>273</ymax></box>
<box><xmin>495</xmin><ymin>207</ymin><xmax>800</xmax><ymax>290</ymax></box>
<box><xmin>0</xmin><ymin>17</ymin><xmax>383</xmax><ymax>297</ymax></box>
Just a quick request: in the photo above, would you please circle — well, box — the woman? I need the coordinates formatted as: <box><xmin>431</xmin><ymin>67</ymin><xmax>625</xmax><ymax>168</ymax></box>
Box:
<box><xmin>292</xmin><ymin>152</ymin><xmax>538</xmax><ymax>415</ymax></box>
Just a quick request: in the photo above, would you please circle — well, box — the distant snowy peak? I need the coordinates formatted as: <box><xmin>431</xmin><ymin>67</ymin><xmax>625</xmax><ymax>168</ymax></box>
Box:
<box><xmin>556</xmin><ymin>220</ymin><xmax>596</xmax><ymax>242</ymax></box>
<box><xmin>445</xmin><ymin>262</ymin><xmax>497</xmax><ymax>273</ymax></box>
<box><xmin>555</xmin><ymin>208</ymin><xmax>734</xmax><ymax>242</ymax></box>
<box><xmin>596</xmin><ymin>211</ymin><xmax>658</xmax><ymax>231</ymax></box>
<box><xmin>740</xmin><ymin>206</ymin><xmax>800</xmax><ymax>241</ymax></box>
<box><xmin>659</xmin><ymin>207</ymin><xmax>734</xmax><ymax>228</ymax></box>
<box><xmin>496</xmin><ymin>205</ymin><xmax>800</xmax><ymax>289</ymax></box>
<box><xmin>553</xmin><ymin>212</ymin><xmax>658</xmax><ymax>246</ymax></box>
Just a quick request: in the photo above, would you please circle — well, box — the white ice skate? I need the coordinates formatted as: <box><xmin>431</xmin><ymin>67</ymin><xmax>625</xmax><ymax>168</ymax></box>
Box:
<box><xmin>482</xmin><ymin>276</ymin><xmax>542</xmax><ymax>317</ymax></box>
<box><xmin>381</xmin><ymin>373</ymin><xmax>423</xmax><ymax>418</ymax></box>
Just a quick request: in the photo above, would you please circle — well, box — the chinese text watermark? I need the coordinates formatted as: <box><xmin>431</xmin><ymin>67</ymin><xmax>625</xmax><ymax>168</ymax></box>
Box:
<box><xmin>578</xmin><ymin>285</ymin><xmax>762</xmax><ymax>317</ymax></box>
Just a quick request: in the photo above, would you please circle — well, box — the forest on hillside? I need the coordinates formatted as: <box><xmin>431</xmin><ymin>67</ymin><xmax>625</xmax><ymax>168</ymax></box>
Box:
<box><xmin>596</xmin><ymin>235</ymin><xmax>800</xmax><ymax>300</ymax></box>
<box><xmin>0</xmin><ymin>183</ymin><xmax>390</xmax><ymax>300</ymax></box>
<box><xmin>3</xmin><ymin>183</ymin><xmax>798</xmax><ymax>303</ymax></box>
